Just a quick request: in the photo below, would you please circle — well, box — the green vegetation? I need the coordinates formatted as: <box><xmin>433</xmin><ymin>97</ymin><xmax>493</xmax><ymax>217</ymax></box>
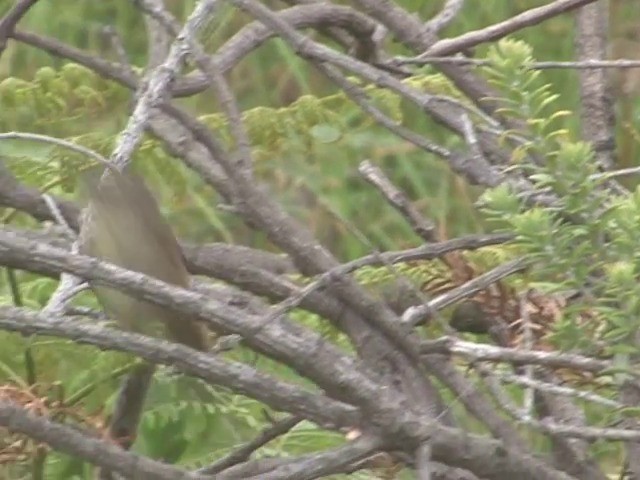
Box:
<box><xmin>1</xmin><ymin>0</ymin><xmax>640</xmax><ymax>478</ymax></box>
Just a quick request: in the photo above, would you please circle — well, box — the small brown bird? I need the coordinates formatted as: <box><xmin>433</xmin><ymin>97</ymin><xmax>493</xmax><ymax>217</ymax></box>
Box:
<box><xmin>79</xmin><ymin>168</ymin><xmax>208</xmax><ymax>351</ymax></box>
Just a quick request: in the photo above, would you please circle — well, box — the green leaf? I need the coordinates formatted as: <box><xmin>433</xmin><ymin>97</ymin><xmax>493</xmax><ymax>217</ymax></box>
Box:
<box><xmin>309</xmin><ymin>124</ymin><xmax>342</xmax><ymax>144</ymax></box>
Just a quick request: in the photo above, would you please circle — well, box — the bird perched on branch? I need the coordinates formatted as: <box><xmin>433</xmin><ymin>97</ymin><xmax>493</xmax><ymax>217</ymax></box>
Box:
<box><xmin>78</xmin><ymin>167</ymin><xmax>208</xmax><ymax>351</ymax></box>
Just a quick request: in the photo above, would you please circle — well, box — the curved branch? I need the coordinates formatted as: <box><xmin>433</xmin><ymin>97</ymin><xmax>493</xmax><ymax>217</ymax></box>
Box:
<box><xmin>422</xmin><ymin>0</ymin><xmax>599</xmax><ymax>57</ymax></box>
<box><xmin>175</xmin><ymin>4</ymin><xmax>378</xmax><ymax>96</ymax></box>
<box><xmin>11</xmin><ymin>5</ymin><xmax>379</xmax><ymax>98</ymax></box>
<box><xmin>0</xmin><ymin>306</ymin><xmax>358</xmax><ymax>428</ymax></box>
<box><xmin>0</xmin><ymin>161</ymin><xmax>81</xmax><ymax>229</ymax></box>
<box><xmin>0</xmin><ymin>0</ymin><xmax>39</xmax><ymax>55</ymax></box>
<box><xmin>11</xmin><ymin>30</ymin><xmax>139</xmax><ymax>90</ymax></box>
<box><xmin>0</xmin><ymin>401</ymin><xmax>198</xmax><ymax>480</ymax></box>
<box><xmin>201</xmin><ymin>415</ymin><xmax>303</xmax><ymax>474</ymax></box>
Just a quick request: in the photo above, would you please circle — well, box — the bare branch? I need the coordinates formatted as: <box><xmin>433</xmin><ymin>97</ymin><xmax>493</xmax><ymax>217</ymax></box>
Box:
<box><xmin>359</xmin><ymin>160</ymin><xmax>437</xmax><ymax>242</ymax></box>
<box><xmin>396</xmin><ymin>56</ymin><xmax>640</xmax><ymax>70</ymax></box>
<box><xmin>574</xmin><ymin>2</ymin><xmax>617</xmax><ymax>171</ymax></box>
<box><xmin>425</xmin><ymin>0</ymin><xmax>465</xmax><ymax>35</ymax></box>
<box><xmin>427</xmin><ymin>355</ymin><xmax>529</xmax><ymax>452</ymax></box>
<box><xmin>420</xmin><ymin>0</ymin><xmax>598</xmax><ymax>58</ymax></box>
<box><xmin>261</xmin><ymin>232</ymin><xmax>512</xmax><ymax>332</ymax></box>
<box><xmin>0</xmin><ymin>228</ymin><xmax>409</xmax><ymax>425</ymax></box>
<box><xmin>245</xmin><ymin>434</ymin><xmax>383</xmax><ymax>480</ymax></box>
<box><xmin>0</xmin><ymin>305</ymin><xmax>358</xmax><ymax>428</ymax></box>
<box><xmin>136</xmin><ymin>0</ymin><xmax>254</xmax><ymax>174</ymax></box>
<box><xmin>497</xmin><ymin>371</ymin><xmax>621</xmax><ymax>409</ymax></box>
<box><xmin>0</xmin><ymin>234</ymin><xmax>578</xmax><ymax>478</ymax></box>
<box><xmin>0</xmin><ymin>0</ymin><xmax>38</xmax><ymax>55</ymax></box>
<box><xmin>0</xmin><ymin>132</ymin><xmax>112</xmax><ymax>170</ymax></box>
<box><xmin>12</xmin><ymin>29</ymin><xmax>139</xmax><ymax>89</ymax></box>
<box><xmin>12</xmin><ymin>5</ymin><xmax>379</xmax><ymax>98</ymax></box>
<box><xmin>0</xmin><ymin>161</ymin><xmax>80</xmax><ymax>229</ymax></box>
<box><xmin>0</xmin><ymin>400</ymin><xmax>203</xmax><ymax>480</ymax></box>
<box><xmin>107</xmin><ymin>0</ymin><xmax>221</xmax><ymax>170</ymax></box>
<box><xmin>404</xmin><ymin>258</ymin><xmax>529</xmax><ymax>326</ymax></box>
<box><xmin>420</xmin><ymin>337</ymin><xmax>614</xmax><ymax>375</ymax></box>
<box><xmin>200</xmin><ymin>416</ymin><xmax>304</xmax><ymax>475</ymax></box>
<box><xmin>415</xmin><ymin>441</ymin><xmax>432</xmax><ymax>480</ymax></box>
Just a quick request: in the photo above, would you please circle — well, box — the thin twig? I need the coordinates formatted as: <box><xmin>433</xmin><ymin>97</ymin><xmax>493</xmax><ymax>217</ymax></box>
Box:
<box><xmin>359</xmin><ymin>160</ymin><xmax>437</xmax><ymax>242</ymax></box>
<box><xmin>244</xmin><ymin>434</ymin><xmax>383</xmax><ymax>480</ymax></box>
<box><xmin>265</xmin><ymin>233</ymin><xmax>511</xmax><ymax>327</ymax></box>
<box><xmin>415</xmin><ymin>441</ymin><xmax>432</xmax><ymax>480</ymax></box>
<box><xmin>40</xmin><ymin>196</ymin><xmax>86</xmax><ymax>316</ymax></box>
<box><xmin>108</xmin><ymin>0</ymin><xmax>221</xmax><ymax>170</ymax></box>
<box><xmin>497</xmin><ymin>371</ymin><xmax>621</xmax><ymax>409</ymax></box>
<box><xmin>41</xmin><ymin>195</ymin><xmax>75</xmax><ymax>238</ymax></box>
<box><xmin>0</xmin><ymin>0</ymin><xmax>39</xmax><ymax>55</ymax></box>
<box><xmin>425</xmin><ymin>0</ymin><xmax>465</xmax><ymax>34</ymax></box>
<box><xmin>0</xmin><ymin>401</ymin><xmax>206</xmax><ymax>480</ymax></box>
<box><xmin>420</xmin><ymin>337</ymin><xmax>614</xmax><ymax>374</ymax></box>
<box><xmin>520</xmin><ymin>292</ymin><xmax>535</xmax><ymax>421</ymax></box>
<box><xmin>136</xmin><ymin>0</ymin><xmax>253</xmax><ymax>174</ymax></box>
<box><xmin>320</xmin><ymin>64</ymin><xmax>453</xmax><ymax>159</ymax></box>
<box><xmin>100</xmin><ymin>25</ymin><xmax>136</xmax><ymax>77</ymax></box>
<box><xmin>478</xmin><ymin>365</ymin><xmax>640</xmax><ymax>443</ymax></box>
<box><xmin>394</xmin><ymin>56</ymin><xmax>640</xmax><ymax>70</ymax></box>
<box><xmin>200</xmin><ymin>416</ymin><xmax>303</xmax><ymax>474</ymax></box>
<box><xmin>591</xmin><ymin>166</ymin><xmax>640</xmax><ymax>181</ymax></box>
<box><xmin>0</xmin><ymin>132</ymin><xmax>113</xmax><ymax>170</ymax></box>
<box><xmin>475</xmin><ymin>362</ymin><xmax>528</xmax><ymax>419</ymax></box>
<box><xmin>0</xmin><ymin>305</ymin><xmax>358</xmax><ymax>428</ymax></box>
<box><xmin>404</xmin><ymin>257</ymin><xmax>529</xmax><ymax>326</ymax></box>
<box><xmin>419</xmin><ymin>0</ymin><xmax>598</xmax><ymax>58</ymax></box>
